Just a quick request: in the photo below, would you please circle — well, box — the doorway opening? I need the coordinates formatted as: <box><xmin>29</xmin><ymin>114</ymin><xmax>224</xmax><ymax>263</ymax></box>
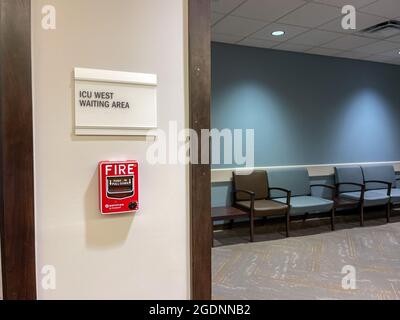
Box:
<box><xmin>209</xmin><ymin>0</ymin><xmax>400</xmax><ymax>300</ymax></box>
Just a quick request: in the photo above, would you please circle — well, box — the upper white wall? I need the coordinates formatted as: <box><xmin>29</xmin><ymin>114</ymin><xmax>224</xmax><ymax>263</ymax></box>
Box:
<box><xmin>32</xmin><ymin>0</ymin><xmax>189</xmax><ymax>299</ymax></box>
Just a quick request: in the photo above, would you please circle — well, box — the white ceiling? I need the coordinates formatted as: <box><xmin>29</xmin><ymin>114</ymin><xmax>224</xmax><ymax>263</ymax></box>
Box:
<box><xmin>211</xmin><ymin>0</ymin><xmax>400</xmax><ymax>65</ymax></box>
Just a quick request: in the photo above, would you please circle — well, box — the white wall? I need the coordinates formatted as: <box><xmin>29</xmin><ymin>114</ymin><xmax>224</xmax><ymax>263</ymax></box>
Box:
<box><xmin>32</xmin><ymin>0</ymin><xmax>189</xmax><ymax>299</ymax></box>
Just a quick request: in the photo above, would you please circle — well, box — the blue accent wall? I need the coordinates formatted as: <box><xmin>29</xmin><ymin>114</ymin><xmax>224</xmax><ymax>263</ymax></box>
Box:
<box><xmin>212</xmin><ymin>42</ymin><xmax>400</xmax><ymax>169</ymax></box>
<box><xmin>211</xmin><ymin>42</ymin><xmax>400</xmax><ymax>207</ymax></box>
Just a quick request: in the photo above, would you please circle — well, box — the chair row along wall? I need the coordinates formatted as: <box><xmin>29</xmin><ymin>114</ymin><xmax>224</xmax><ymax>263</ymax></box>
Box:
<box><xmin>211</xmin><ymin>42</ymin><xmax>400</xmax><ymax>208</ymax></box>
<box><xmin>212</xmin><ymin>162</ymin><xmax>400</xmax><ymax>207</ymax></box>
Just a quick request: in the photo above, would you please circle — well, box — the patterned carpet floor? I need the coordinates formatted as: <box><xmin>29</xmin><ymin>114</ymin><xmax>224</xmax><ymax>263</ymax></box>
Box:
<box><xmin>212</xmin><ymin>212</ymin><xmax>400</xmax><ymax>300</ymax></box>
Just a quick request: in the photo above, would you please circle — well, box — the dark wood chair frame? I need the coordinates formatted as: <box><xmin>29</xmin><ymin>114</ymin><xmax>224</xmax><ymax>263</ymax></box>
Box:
<box><xmin>310</xmin><ymin>184</ymin><xmax>337</xmax><ymax>231</ymax></box>
<box><xmin>334</xmin><ymin>182</ymin><xmax>365</xmax><ymax>226</ymax></box>
<box><xmin>232</xmin><ymin>188</ymin><xmax>291</xmax><ymax>241</ymax></box>
<box><xmin>230</xmin><ymin>178</ymin><xmax>392</xmax><ymax>239</ymax></box>
<box><xmin>335</xmin><ymin>180</ymin><xmax>393</xmax><ymax>226</ymax></box>
<box><xmin>364</xmin><ymin>180</ymin><xmax>392</xmax><ymax>223</ymax></box>
<box><xmin>392</xmin><ymin>177</ymin><xmax>400</xmax><ymax>214</ymax></box>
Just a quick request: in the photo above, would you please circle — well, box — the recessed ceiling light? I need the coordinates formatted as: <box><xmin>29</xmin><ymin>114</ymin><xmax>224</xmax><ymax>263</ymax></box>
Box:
<box><xmin>272</xmin><ymin>30</ymin><xmax>285</xmax><ymax>37</ymax></box>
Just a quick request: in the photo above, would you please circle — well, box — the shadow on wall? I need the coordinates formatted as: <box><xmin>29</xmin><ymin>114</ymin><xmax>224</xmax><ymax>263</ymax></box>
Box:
<box><xmin>85</xmin><ymin>170</ymin><xmax>134</xmax><ymax>249</ymax></box>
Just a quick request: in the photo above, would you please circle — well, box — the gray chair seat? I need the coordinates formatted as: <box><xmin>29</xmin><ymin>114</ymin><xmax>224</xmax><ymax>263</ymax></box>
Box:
<box><xmin>275</xmin><ymin>196</ymin><xmax>334</xmax><ymax>215</ymax></box>
<box><xmin>373</xmin><ymin>188</ymin><xmax>400</xmax><ymax>203</ymax></box>
<box><xmin>236</xmin><ymin>199</ymin><xmax>288</xmax><ymax>216</ymax></box>
<box><xmin>341</xmin><ymin>190</ymin><xmax>389</xmax><ymax>207</ymax></box>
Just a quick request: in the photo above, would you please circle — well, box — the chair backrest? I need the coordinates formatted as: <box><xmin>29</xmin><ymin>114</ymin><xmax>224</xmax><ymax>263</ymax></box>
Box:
<box><xmin>267</xmin><ymin>167</ymin><xmax>310</xmax><ymax>197</ymax></box>
<box><xmin>361</xmin><ymin>165</ymin><xmax>396</xmax><ymax>190</ymax></box>
<box><xmin>233</xmin><ymin>170</ymin><xmax>268</xmax><ymax>201</ymax></box>
<box><xmin>335</xmin><ymin>166</ymin><xmax>363</xmax><ymax>193</ymax></box>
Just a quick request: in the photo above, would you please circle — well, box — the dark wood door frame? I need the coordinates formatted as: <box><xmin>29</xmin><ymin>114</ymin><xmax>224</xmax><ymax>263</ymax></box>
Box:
<box><xmin>0</xmin><ymin>0</ymin><xmax>37</xmax><ymax>300</ymax></box>
<box><xmin>188</xmin><ymin>0</ymin><xmax>212</xmax><ymax>300</ymax></box>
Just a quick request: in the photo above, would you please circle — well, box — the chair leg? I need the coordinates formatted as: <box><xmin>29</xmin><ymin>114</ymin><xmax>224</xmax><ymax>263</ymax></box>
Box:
<box><xmin>331</xmin><ymin>208</ymin><xmax>335</xmax><ymax>231</ymax></box>
<box><xmin>263</xmin><ymin>217</ymin><xmax>267</xmax><ymax>225</ymax></box>
<box><xmin>250</xmin><ymin>214</ymin><xmax>254</xmax><ymax>243</ymax></box>
<box><xmin>387</xmin><ymin>202</ymin><xmax>391</xmax><ymax>223</ymax></box>
<box><xmin>286</xmin><ymin>212</ymin><xmax>290</xmax><ymax>238</ymax></box>
<box><xmin>360</xmin><ymin>204</ymin><xmax>364</xmax><ymax>227</ymax></box>
<box><xmin>229</xmin><ymin>219</ymin><xmax>234</xmax><ymax>229</ymax></box>
<box><xmin>211</xmin><ymin>221</ymin><xmax>214</xmax><ymax>248</ymax></box>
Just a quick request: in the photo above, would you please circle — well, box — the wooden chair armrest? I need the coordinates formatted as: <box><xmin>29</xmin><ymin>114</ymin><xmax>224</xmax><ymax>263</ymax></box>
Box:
<box><xmin>269</xmin><ymin>187</ymin><xmax>291</xmax><ymax>194</ymax></box>
<box><xmin>364</xmin><ymin>180</ymin><xmax>392</xmax><ymax>196</ymax></box>
<box><xmin>269</xmin><ymin>187</ymin><xmax>291</xmax><ymax>206</ymax></box>
<box><xmin>335</xmin><ymin>182</ymin><xmax>365</xmax><ymax>189</ymax></box>
<box><xmin>233</xmin><ymin>189</ymin><xmax>255</xmax><ymax>213</ymax></box>
<box><xmin>335</xmin><ymin>182</ymin><xmax>365</xmax><ymax>201</ymax></box>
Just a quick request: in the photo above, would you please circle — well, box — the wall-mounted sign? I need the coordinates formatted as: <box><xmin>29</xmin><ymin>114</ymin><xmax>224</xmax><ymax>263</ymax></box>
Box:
<box><xmin>74</xmin><ymin>68</ymin><xmax>157</xmax><ymax>136</ymax></box>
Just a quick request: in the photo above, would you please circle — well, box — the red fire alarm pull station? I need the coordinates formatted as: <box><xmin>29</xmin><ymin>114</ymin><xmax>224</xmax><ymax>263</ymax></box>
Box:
<box><xmin>99</xmin><ymin>161</ymin><xmax>139</xmax><ymax>215</ymax></box>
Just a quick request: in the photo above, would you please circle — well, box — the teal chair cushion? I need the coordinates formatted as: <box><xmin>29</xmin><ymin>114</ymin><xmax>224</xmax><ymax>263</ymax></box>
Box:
<box><xmin>361</xmin><ymin>165</ymin><xmax>396</xmax><ymax>190</ymax></box>
<box><xmin>341</xmin><ymin>190</ymin><xmax>390</xmax><ymax>207</ymax></box>
<box><xmin>274</xmin><ymin>196</ymin><xmax>334</xmax><ymax>215</ymax></box>
<box><xmin>267</xmin><ymin>168</ymin><xmax>310</xmax><ymax>197</ymax></box>
<box><xmin>374</xmin><ymin>188</ymin><xmax>400</xmax><ymax>204</ymax></box>
<box><xmin>335</xmin><ymin>166</ymin><xmax>364</xmax><ymax>192</ymax></box>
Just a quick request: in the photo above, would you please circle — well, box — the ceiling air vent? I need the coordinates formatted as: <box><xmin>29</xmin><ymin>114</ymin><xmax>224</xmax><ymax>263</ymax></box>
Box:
<box><xmin>360</xmin><ymin>20</ymin><xmax>400</xmax><ymax>38</ymax></box>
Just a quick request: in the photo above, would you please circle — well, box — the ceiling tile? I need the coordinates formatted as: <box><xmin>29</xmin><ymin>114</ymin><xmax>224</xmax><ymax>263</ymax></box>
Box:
<box><xmin>238</xmin><ymin>38</ymin><xmax>280</xmax><ymax>49</ymax></box>
<box><xmin>231</xmin><ymin>0</ymin><xmax>306</xmax><ymax>22</ymax></box>
<box><xmin>322</xmin><ymin>35</ymin><xmax>377</xmax><ymax>50</ymax></box>
<box><xmin>278</xmin><ymin>3</ymin><xmax>341</xmax><ymax>28</ymax></box>
<box><xmin>212</xmin><ymin>12</ymin><xmax>224</xmax><ymax>25</ymax></box>
<box><xmin>364</xmin><ymin>53</ymin><xmax>395</xmax><ymax>63</ymax></box>
<box><xmin>318</xmin><ymin>12</ymin><xmax>388</xmax><ymax>34</ymax></box>
<box><xmin>387</xmin><ymin>34</ymin><xmax>400</xmax><ymax>43</ymax></box>
<box><xmin>306</xmin><ymin>47</ymin><xmax>344</xmax><ymax>56</ymax></box>
<box><xmin>211</xmin><ymin>0</ymin><xmax>247</xmax><ymax>14</ymax></box>
<box><xmin>273</xmin><ymin>42</ymin><xmax>313</xmax><ymax>52</ymax></box>
<box><xmin>212</xmin><ymin>16</ymin><xmax>267</xmax><ymax>37</ymax></box>
<box><xmin>366</xmin><ymin>27</ymin><xmax>400</xmax><ymax>39</ymax></box>
<box><xmin>386</xmin><ymin>57</ymin><xmax>400</xmax><ymax>64</ymax></box>
<box><xmin>211</xmin><ymin>33</ymin><xmax>243</xmax><ymax>44</ymax></box>
<box><xmin>335</xmin><ymin>50</ymin><xmax>372</xmax><ymax>59</ymax></box>
<box><xmin>313</xmin><ymin>0</ymin><xmax>377</xmax><ymax>8</ymax></box>
<box><xmin>251</xmin><ymin>23</ymin><xmax>309</xmax><ymax>42</ymax></box>
<box><xmin>289</xmin><ymin>29</ymin><xmax>342</xmax><ymax>46</ymax></box>
<box><xmin>353</xmin><ymin>40</ymin><xmax>400</xmax><ymax>54</ymax></box>
<box><xmin>360</xmin><ymin>0</ymin><xmax>400</xmax><ymax>19</ymax></box>
<box><xmin>379</xmin><ymin>47</ymin><xmax>400</xmax><ymax>57</ymax></box>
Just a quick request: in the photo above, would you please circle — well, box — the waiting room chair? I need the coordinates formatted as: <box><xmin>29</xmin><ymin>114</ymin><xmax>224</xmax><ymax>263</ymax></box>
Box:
<box><xmin>266</xmin><ymin>168</ymin><xmax>335</xmax><ymax>233</ymax></box>
<box><xmin>232</xmin><ymin>170</ymin><xmax>290</xmax><ymax>241</ymax></box>
<box><xmin>335</xmin><ymin>166</ymin><xmax>391</xmax><ymax>226</ymax></box>
<box><xmin>361</xmin><ymin>165</ymin><xmax>399</xmax><ymax>222</ymax></box>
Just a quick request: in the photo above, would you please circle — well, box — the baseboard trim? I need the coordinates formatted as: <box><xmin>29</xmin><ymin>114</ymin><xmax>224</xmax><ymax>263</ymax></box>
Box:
<box><xmin>212</xmin><ymin>161</ymin><xmax>400</xmax><ymax>183</ymax></box>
